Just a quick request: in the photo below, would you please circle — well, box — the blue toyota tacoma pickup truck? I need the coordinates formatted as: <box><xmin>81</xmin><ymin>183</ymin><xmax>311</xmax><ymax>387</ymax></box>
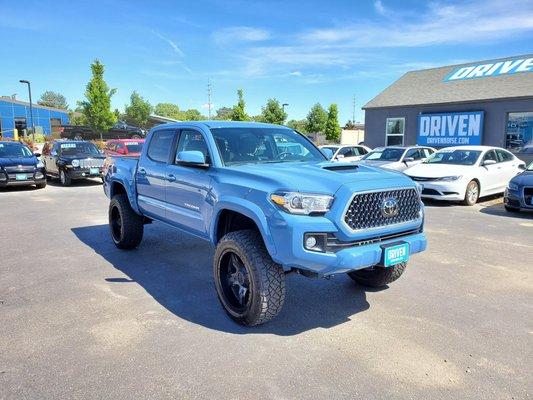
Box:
<box><xmin>104</xmin><ymin>122</ymin><xmax>427</xmax><ymax>326</ymax></box>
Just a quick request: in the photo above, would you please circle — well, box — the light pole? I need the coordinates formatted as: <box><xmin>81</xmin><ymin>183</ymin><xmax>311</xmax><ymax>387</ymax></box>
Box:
<box><xmin>19</xmin><ymin>80</ymin><xmax>35</xmax><ymax>140</ymax></box>
<box><xmin>282</xmin><ymin>103</ymin><xmax>289</xmax><ymax>113</ymax></box>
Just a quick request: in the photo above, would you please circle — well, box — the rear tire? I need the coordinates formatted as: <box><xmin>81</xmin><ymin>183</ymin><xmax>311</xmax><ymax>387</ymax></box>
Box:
<box><xmin>213</xmin><ymin>230</ymin><xmax>285</xmax><ymax>326</ymax></box>
<box><xmin>462</xmin><ymin>180</ymin><xmax>479</xmax><ymax>206</ymax></box>
<box><xmin>348</xmin><ymin>263</ymin><xmax>407</xmax><ymax>287</ymax></box>
<box><xmin>109</xmin><ymin>194</ymin><xmax>144</xmax><ymax>249</ymax></box>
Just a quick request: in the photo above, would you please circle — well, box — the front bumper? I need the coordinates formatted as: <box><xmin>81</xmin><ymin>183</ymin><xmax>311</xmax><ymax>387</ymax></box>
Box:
<box><xmin>0</xmin><ymin>170</ymin><xmax>46</xmax><ymax>187</ymax></box>
<box><xmin>504</xmin><ymin>187</ymin><xmax>533</xmax><ymax>210</ymax></box>
<box><xmin>268</xmin><ymin>211</ymin><xmax>427</xmax><ymax>277</ymax></box>
<box><xmin>417</xmin><ymin>180</ymin><xmax>466</xmax><ymax>201</ymax></box>
<box><xmin>65</xmin><ymin>167</ymin><xmax>103</xmax><ymax>180</ymax></box>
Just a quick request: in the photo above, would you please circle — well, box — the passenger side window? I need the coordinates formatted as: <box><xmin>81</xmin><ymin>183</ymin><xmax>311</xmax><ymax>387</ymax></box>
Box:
<box><xmin>405</xmin><ymin>148</ymin><xmax>423</xmax><ymax>160</ymax></box>
<box><xmin>496</xmin><ymin>149</ymin><xmax>514</xmax><ymax>162</ymax></box>
<box><xmin>482</xmin><ymin>150</ymin><xmax>498</xmax><ymax>163</ymax></box>
<box><xmin>147</xmin><ymin>130</ymin><xmax>176</xmax><ymax>163</ymax></box>
<box><xmin>423</xmin><ymin>148</ymin><xmax>433</xmax><ymax>158</ymax></box>
<box><xmin>175</xmin><ymin>130</ymin><xmax>211</xmax><ymax>164</ymax></box>
<box><xmin>339</xmin><ymin>147</ymin><xmax>355</xmax><ymax>157</ymax></box>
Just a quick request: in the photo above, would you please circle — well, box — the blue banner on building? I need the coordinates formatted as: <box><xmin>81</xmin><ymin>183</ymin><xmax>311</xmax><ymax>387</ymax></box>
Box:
<box><xmin>417</xmin><ymin>111</ymin><xmax>484</xmax><ymax>146</ymax></box>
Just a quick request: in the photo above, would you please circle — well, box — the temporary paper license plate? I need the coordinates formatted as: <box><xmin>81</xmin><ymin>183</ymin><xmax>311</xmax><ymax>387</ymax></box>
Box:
<box><xmin>382</xmin><ymin>242</ymin><xmax>409</xmax><ymax>267</ymax></box>
<box><xmin>90</xmin><ymin>168</ymin><xmax>100</xmax><ymax>175</ymax></box>
<box><xmin>15</xmin><ymin>174</ymin><xmax>28</xmax><ymax>181</ymax></box>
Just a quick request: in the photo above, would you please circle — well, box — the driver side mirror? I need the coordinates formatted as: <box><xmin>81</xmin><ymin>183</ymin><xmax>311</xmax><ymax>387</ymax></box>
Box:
<box><xmin>483</xmin><ymin>159</ymin><xmax>497</xmax><ymax>166</ymax></box>
<box><xmin>518</xmin><ymin>164</ymin><xmax>526</xmax><ymax>170</ymax></box>
<box><xmin>335</xmin><ymin>154</ymin><xmax>345</xmax><ymax>160</ymax></box>
<box><xmin>403</xmin><ymin>157</ymin><xmax>415</xmax><ymax>164</ymax></box>
<box><xmin>176</xmin><ymin>150</ymin><xmax>209</xmax><ymax>168</ymax></box>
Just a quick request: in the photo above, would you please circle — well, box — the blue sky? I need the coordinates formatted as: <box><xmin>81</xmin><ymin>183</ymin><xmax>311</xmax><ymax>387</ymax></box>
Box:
<box><xmin>1</xmin><ymin>0</ymin><xmax>532</xmax><ymax>123</ymax></box>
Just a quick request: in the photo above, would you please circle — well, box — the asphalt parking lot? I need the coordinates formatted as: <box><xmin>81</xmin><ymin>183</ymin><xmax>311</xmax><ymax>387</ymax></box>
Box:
<box><xmin>1</xmin><ymin>181</ymin><xmax>532</xmax><ymax>400</ymax></box>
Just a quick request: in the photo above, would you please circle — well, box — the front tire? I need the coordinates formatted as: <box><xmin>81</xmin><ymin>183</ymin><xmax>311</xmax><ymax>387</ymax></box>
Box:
<box><xmin>109</xmin><ymin>194</ymin><xmax>144</xmax><ymax>249</ymax></box>
<box><xmin>213</xmin><ymin>230</ymin><xmax>285</xmax><ymax>326</ymax></box>
<box><xmin>463</xmin><ymin>180</ymin><xmax>479</xmax><ymax>206</ymax></box>
<box><xmin>348</xmin><ymin>263</ymin><xmax>407</xmax><ymax>287</ymax></box>
<box><xmin>36</xmin><ymin>181</ymin><xmax>47</xmax><ymax>189</ymax></box>
<box><xmin>60</xmin><ymin>169</ymin><xmax>71</xmax><ymax>186</ymax></box>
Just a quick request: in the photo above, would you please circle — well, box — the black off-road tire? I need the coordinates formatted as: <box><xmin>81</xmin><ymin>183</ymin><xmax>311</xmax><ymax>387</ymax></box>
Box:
<box><xmin>60</xmin><ymin>169</ymin><xmax>72</xmax><ymax>186</ymax></box>
<box><xmin>36</xmin><ymin>181</ymin><xmax>47</xmax><ymax>189</ymax></box>
<box><xmin>462</xmin><ymin>180</ymin><xmax>479</xmax><ymax>206</ymax></box>
<box><xmin>213</xmin><ymin>230</ymin><xmax>285</xmax><ymax>326</ymax></box>
<box><xmin>109</xmin><ymin>194</ymin><xmax>144</xmax><ymax>249</ymax></box>
<box><xmin>348</xmin><ymin>262</ymin><xmax>407</xmax><ymax>288</ymax></box>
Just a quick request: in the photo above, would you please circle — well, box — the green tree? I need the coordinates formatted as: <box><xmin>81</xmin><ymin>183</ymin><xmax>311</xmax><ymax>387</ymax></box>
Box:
<box><xmin>286</xmin><ymin>119</ymin><xmax>308</xmax><ymax>133</ymax></box>
<box><xmin>305</xmin><ymin>103</ymin><xmax>327</xmax><ymax>133</ymax></box>
<box><xmin>324</xmin><ymin>104</ymin><xmax>341</xmax><ymax>142</ymax></box>
<box><xmin>260</xmin><ymin>98</ymin><xmax>287</xmax><ymax>125</ymax></box>
<box><xmin>154</xmin><ymin>103</ymin><xmax>181</xmax><ymax>120</ymax></box>
<box><xmin>180</xmin><ymin>109</ymin><xmax>205</xmax><ymax>121</ymax></box>
<box><xmin>230</xmin><ymin>89</ymin><xmax>249</xmax><ymax>121</ymax></box>
<box><xmin>38</xmin><ymin>91</ymin><xmax>69</xmax><ymax>110</ymax></box>
<box><xmin>125</xmin><ymin>91</ymin><xmax>152</xmax><ymax>128</ymax></box>
<box><xmin>214</xmin><ymin>107</ymin><xmax>233</xmax><ymax>120</ymax></box>
<box><xmin>78</xmin><ymin>60</ymin><xmax>117</xmax><ymax>140</ymax></box>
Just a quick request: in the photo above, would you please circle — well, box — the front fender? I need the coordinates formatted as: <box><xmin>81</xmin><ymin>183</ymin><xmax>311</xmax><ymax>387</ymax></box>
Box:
<box><xmin>211</xmin><ymin>197</ymin><xmax>277</xmax><ymax>257</ymax></box>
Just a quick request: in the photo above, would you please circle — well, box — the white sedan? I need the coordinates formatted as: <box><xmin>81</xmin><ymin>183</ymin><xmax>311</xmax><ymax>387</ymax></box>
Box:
<box><xmin>319</xmin><ymin>144</ymin><xmax>371</xmax><ymax>162</ymax></box>
<box><xmin>358</xmin><ymin>146</ymin><xmax>435</xmax><ymax>172</ymax></box>
<box><xmin>404</xmin><ymin>146</ymin><xmax>526</xmax><ymax>205</ymax></box>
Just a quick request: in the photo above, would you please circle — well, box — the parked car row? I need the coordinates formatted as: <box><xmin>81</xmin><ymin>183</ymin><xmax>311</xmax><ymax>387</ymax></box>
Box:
<box><xmin>59</xmin><ymin>121</ymin><xmax>145</xmax><ymax>141</ymax></box>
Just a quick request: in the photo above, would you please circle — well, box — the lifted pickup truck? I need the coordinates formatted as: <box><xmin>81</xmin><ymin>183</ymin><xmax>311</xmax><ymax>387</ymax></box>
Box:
<box><xmin>104</xmin><ymin>122</ymin><xmax>427</xmax><ymax>326</ymax></box>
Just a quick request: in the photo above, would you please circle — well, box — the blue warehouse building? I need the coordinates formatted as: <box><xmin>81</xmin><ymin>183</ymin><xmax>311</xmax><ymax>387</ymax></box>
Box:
<box><xmin>0</xmin><ymin>97</ymin><xmax>69</xmax><ymax>139</ymax></box>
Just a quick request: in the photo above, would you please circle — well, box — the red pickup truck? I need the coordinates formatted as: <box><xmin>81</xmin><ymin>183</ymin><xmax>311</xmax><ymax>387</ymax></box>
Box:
<box><xmin>103</xmin><ymin>139</ymin><xmax>145</xmax><ymax>157</ymax></box>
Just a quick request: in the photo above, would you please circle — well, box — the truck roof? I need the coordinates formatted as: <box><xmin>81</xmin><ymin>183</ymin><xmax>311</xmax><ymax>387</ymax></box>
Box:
<box><xmin>154</xmin><ymin>121</ymin><xmax>292</xmax><ymax>130</ymax></box>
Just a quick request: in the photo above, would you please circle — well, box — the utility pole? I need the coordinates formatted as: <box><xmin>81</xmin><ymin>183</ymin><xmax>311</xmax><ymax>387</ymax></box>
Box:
<box><xmin>352</xmin><ymin>96</ymin><xmax>356</xmax><ymax>124</ymax></box>
<box><xmin>207</xmin><ymin>79</ymin><xmax>212</xmax><ymax>119</ymax></box>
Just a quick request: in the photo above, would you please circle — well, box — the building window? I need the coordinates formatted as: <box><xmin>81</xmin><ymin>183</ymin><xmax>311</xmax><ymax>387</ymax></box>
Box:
<box><xmin>506</xmin><ymin>112</ymin><xmax>533</xmax><ymax>151</ymax></box>
<box><xmin>386</xmin><ymin>118</ymin><xmax>405</xmax><ymax>146</ymax></box>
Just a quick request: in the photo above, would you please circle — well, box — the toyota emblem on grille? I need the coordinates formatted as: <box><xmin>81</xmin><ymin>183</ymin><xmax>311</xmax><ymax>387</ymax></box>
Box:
<box><xmin>381</xmin><ymin>197</ymin><xmax>399</xmax><ymax>218</ymax></box>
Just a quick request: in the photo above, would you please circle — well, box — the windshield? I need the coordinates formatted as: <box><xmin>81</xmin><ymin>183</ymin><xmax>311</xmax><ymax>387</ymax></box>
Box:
<box><xmin>125</xmin><ymin>141</ymin><xmax>143</xmax><ymax>153</ymax></box>
<box><xmin>211</xmin><ymin>128</ymin><xmax>325</xmax><ymax>165</ymax></box>
<box><xmin>426</xmin><ymin>149</ymin><xmax>481</xmax><ymax>165</ymax></box>
<box><xmin>527</xmin><ymin>162</ymin><xmax>533</xmax><ymax>171</ymax></box>
<box><xmin>59</xmin><ymin>142</ymin><xmax>101</xmax><ymax>156</ymax></box>
<box><xmin>321</xmin><ymin>146</ymin><xmax>339</xmax><ymax>152</ymax></box>
<box><xmin>362</xmin><ymin>148</ymin><xmax>404</xmax><ymax>162</ymax></box>
<box><xmin>0</xmin><ymin>143</ymin><xmax>33</xmax><ymax>158</ymax></box>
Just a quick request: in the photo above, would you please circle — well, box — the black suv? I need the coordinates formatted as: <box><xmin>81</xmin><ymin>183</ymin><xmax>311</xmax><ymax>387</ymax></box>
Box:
<box><xmin>42</xmin><ymin>141</ymin><xmax>105</xmax><ymax>186</ymax></box>
<box><xmin>0</xmin><ymin>141</ymin><xmax>47</xmax><ymax>189</ymax></box>
<box><xmin>59</xmin><ymin>121</ymin><xmax>145</xmax><ymax>140</ymax></box>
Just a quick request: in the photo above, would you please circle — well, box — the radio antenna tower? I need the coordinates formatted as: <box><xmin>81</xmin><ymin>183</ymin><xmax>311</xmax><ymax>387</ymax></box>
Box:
<box><xmin>207</xmin><ymin>79</ymin><xmax>213</xmax><ymax>119</ymax></box>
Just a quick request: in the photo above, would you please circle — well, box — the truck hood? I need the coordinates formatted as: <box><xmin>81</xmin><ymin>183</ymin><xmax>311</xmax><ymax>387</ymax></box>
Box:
<box><xmin>359</xmin><ymin>160</ymin><xmax>401</xmax><ymax>169</ymax></box>
<box><xmin>0</xmin><ymin>157</ymin><xmax>37</xmax><ymax>167</ymax></box>
<box><xmin>225</xmin><ymin>161</ymin><xmax>412</xmax><ymax>194</ymax></box>
<box><xmin>404</xmin><ymin>163</ymin><xmax>472</xmax><ymax>178</ymax></box>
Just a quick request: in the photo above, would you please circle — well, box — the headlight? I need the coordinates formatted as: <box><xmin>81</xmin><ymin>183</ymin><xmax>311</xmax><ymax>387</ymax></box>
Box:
<box><xmin>439</xmin><ymin>175</ymin><xmax>461</xmax><ymax>181</ymax></box>
<box><xmin>71</xmin><ymin>159</ymin><xmax>80</xmax><ymax>167</ymax></box>
<box><xmin>270</xmin><ymin>191</ymin><xmax>333</xmax><ymax>215</ymax></box>
<box><xmin>507</xmin><ymin>182</ymin><xmax>519</xmax><ymax>191</ymax></box>
<box><xmin>414</xmin><ymin>182</ymin><xmax>423</xmax><ymax>196</ymax></box>
<box><xmin>36</xmin><ymin>161</ymin><xmax>44</xmax><ymax>168</ymax></box>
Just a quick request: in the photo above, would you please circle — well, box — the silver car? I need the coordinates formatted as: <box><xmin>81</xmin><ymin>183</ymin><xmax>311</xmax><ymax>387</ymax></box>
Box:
<box><xmin>359</xmin><ymin>146</ymin><xmax>435</xmax><ymax>172</ymax></box>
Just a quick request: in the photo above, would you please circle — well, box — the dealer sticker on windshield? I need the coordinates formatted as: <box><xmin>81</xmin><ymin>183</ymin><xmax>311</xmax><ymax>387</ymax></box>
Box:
<box><xmin>382</xmin><ymin>242</ymin><xmax>409</xmax><ymax>267</ymax></box>
<box><xmin>60</xmin><ymin>143</ymin><xmax>77</xmax><ymax>149</ymax></box>
<box><xmin>125</xmin><ymin>142</ymin><xmax>139</xmax><ymax>146</ymax></box>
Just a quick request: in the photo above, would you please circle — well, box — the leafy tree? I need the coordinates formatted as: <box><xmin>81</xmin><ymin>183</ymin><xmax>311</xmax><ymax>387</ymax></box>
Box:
<box><xmin>154</xmin><ymin>103</ymin><xmax>181</xmax><ymax>120</ymax></box>
<box><xmin>114</xmin><ymin>109</ymin><xmax>122</xmax><ymax>121</ymax></box>
<box><xmin>324</xmin><ymin>104</ymin><xmax>341</xmax><ymax>142</ymax></box>
<box><xmin>286</xmin><ymin>119</ymin><xmax>308</xmax><ymax>133</ymax></box>
<box><xmin>69</xmin><ymin>111</ymin><xmax>86</xmax><ymax>126</ymax></box>
<box><xmin>214</xmin><ymin>107</ymin><xmax>233</xmax><ymax>120</ymax></box>
<box><xmin>305</xmin><ymin>103</ymin><xmax>327</xmax><ymax>133</ymax></box>
<box><xmin>38</xmin><ymin>91</ymin><xmax>69</xmax><ymax>110</ymax></box>
<box><xmin>260</xmin><ymin>98</ymin><xmax>287</xmax><ymax>125</ymax></box>
<box><xmin>230</xmin><ymin>89</ymin><xmax>249</xmax><ymax>121</ymax></box>
<box><xmin>125</xmin><ymin>91</ymin><xmax>152</xmax><ymax>128</ymax></box>
<box><xmin>78</xmin><ymin>59</ymin><xmax>117</xmax><ymax>140</ymax></box>
<box><xmin>181</xmin><ymin>109</ymin><xmax>205</xmax><ymax>121</ymax></box>
<box><xmin>344</xmin><ymin>120</ymin><xmax>356</xmax><ymax>129</ymax></box>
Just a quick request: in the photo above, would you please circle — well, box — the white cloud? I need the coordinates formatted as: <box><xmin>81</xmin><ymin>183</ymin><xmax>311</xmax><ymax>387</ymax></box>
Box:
<box><xmin>213</xmin><ymin>26</ymin><xmax>270</xmax><ymax>44</ymax></box>
<box><xmin>374</xmin><ymin>0</ymin><xmax>386</xmax><ymax>15</ymax></box>
<box><xmin>152</xmin><ymin>30</ymin><xmax>185</xmax><ymax>57</ymax></box>
<box><xmin>289</xmin><ymin>71</ymin><xmax>302</xmax><ymax>76</ymax></box>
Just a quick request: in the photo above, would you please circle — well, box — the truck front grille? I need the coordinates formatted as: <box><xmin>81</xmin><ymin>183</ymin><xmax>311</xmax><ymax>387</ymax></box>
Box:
<box><xmin>344</xmin><ymin>188</ymin><xmax>421</xmax><ymax>231</ymax></box>
<box><xmin>79</xmin><ymin>159</ymin><xmax>104</xmax><ymax>168</ymax></box>
<box><xmin>4</xmin><ymin>166</ymin><xmax>35</xmax><ymax>173</ymax></box>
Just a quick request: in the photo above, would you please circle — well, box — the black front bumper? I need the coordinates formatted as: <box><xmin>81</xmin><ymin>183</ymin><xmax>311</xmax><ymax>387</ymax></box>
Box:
<box><xmin>0</xmin><ymin>170</ymin><xmax>46</xmax><ymax>187</ymax></box>
<box><xmin>65</xmin><ymin>167</ymin><xmax>103</xmax><ymax>180</ymax></box>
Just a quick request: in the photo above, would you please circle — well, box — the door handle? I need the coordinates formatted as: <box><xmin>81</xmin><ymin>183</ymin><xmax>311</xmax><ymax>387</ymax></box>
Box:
<box><xmin>138</xmin><ymin>168</ymin><xmax>146</xmax><ymax>175</ymax></box>
<box><xmin>167</xmin><ymin>174</ymin><xmax>176</xmax><ymax>182</ymax></box>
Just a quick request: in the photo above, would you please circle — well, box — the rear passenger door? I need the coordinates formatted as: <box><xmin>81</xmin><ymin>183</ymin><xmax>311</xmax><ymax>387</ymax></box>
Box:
<box><xmin>480</xmin><ymin>150</ymin><xmax>500</xmax><ymax>193</ymax></box>
<box><xmin>165</xmin><ymin>129</ymin><xmax>213</xmax><ymax>238</ymax></box>
<box><xmin>136</xmin><ymin>129</ymin><xmax>176</xmax><ymax>219</ymax></box>
<box><xmin>496</xmin><ymin>149</ymin><xmax>520</xmax><ymax>189</ymax></box>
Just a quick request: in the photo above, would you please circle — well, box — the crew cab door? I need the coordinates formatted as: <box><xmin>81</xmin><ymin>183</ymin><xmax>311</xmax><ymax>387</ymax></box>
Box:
<box><xmin>165</xmin><ymin>129</ymin><xmax>212</xmax><ymax>238</ymax></box>
<box><xmin>136</xmin><ymin>129</ymin><xmax>176</xmax><ymax>219</ymax></box>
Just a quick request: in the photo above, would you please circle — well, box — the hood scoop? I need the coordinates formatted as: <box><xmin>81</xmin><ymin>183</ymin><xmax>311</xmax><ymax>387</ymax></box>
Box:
<box><xmin>322</xmin><ymin>164</ymin><xmax>359</xmax><ymax>172</ymax></box>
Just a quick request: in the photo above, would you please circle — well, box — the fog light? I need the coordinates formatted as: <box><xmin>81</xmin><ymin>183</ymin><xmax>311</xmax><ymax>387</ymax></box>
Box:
<box><xmin>305</xmin><ymin>236</ymin><xmax>317</xmax><ymax>248</ymax></box>
<box><xmin>35</xmin><ymin>172</ymin><xmax>44</xmax><ymax>179</ymax></box>
<box><xmin>82</xmin><ymin>173</ymin><xmax>86</xmax><ymax>177</ymax></box>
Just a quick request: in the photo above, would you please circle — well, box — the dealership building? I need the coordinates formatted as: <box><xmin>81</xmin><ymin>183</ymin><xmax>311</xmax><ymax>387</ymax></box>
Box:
<box><xmin>363</xmin><ymin>54</ymin><xmax>533</xmax><ymax>152</ymax></box>
<box><xmin>0</xmin><ymin>97</ymin><xmax>69</xmax><ymax>139</ymax></box>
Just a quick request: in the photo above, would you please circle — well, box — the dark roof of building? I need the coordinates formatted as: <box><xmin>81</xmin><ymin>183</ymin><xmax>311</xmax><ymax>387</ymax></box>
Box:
<box><xmin>0</xmin><ymin>97</ymin><xmax>69</xmax><ymax>113</ymax></box>
<box><xmin>363</xmin><ymin>54</ymin><xmax>533</xmax><ymax>109</ymax></box>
